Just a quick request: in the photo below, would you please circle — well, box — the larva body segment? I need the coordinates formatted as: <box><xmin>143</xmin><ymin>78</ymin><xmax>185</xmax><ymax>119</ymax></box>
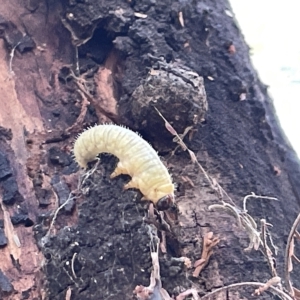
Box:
<box><xmin>73</xmin><ymin>124</ymin><xmax>174</xmax><ymax>207</ymax></box>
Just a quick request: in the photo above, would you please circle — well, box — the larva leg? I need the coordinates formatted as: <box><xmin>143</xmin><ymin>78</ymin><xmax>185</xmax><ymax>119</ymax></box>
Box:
<box><xmin>123</xmin><ymin>177</ymin><xmax>139</xmax><ymax>190</ymax></box>
<box><xmin>110</xmin><ymin>161</ymin><xmax>128</xmax><ymax>178</ymax></box>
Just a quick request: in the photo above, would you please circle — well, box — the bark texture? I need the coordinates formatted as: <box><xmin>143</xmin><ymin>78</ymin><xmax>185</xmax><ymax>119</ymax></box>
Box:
<box><xmin>0</xmin><ymin>0</ymin><xmax>299</xmax><ymax>299</ymax></box>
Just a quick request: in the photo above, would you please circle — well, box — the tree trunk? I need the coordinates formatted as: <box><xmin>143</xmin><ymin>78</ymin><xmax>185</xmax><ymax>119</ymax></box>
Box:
<box><xmin>0</xmin><ymin>0</ymin><xmax>299</xmax><ymax>299</ymax></box>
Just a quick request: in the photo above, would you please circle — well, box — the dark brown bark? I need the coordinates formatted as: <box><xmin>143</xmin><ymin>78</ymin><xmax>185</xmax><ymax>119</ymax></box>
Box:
<box><xmin>0</xmin><ymin>0</ymin><xmax>299</xmax><ymax>299</ymax></box>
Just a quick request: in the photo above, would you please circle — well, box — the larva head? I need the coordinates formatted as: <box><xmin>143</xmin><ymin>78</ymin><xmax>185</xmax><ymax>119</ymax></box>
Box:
<box><xmin>156</xmin><ymin>193</ymin><xmax>175</xmax><ymax>211</ymax></box>
<box><xmin>145</xmin><ymin>182</ymin><xmax>175</xmax><ymax>210</ymax></box>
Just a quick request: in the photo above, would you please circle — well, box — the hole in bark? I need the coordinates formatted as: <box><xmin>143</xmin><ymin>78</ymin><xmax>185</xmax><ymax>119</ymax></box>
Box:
<box><xmin>24</xmin><ymin>218</ymin><xmax>34</xmax><ymax>227</ymax></box>
<box><xmin>78</xmin><ymin>27</ymin><xmax>113</xmax><ymax>65</ymax></box>
<box><xmin>44</xmin><ymin>252</ymin><xmax>52</xmax><ymax>260</ymax></box>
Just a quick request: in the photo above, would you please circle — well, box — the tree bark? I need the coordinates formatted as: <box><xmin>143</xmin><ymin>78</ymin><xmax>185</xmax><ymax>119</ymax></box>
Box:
<box><xmin>0</xmin><ymin>0</ymin><xmax>299</xmax><ymax>299</ymax></box>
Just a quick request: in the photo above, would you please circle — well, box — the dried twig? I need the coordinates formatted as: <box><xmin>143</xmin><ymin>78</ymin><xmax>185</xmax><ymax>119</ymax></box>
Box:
<box><xmin>79</xmin><ymin>160</ymin><xmax>100</xmax><ymax>188</ymax></box>
<box><xmin>134</xmin><ymin>226</ymin><xmax>199</xmax><ymax>300</ymax></box>
<box><xmin>41</xmin><ymin>174</ymin><xmax>86</xmax><ymax>243</ymax></box>
<box><xmin>46</xmin><ymin>192</ymin><xmax>77</xmax><ymax>236</ymax></box>
<box><xmin>260</xmin><ymin>219</ymin><xmax>277</xmax><ymax>277</ymax></box>
<box><xmin>209</xmin><ymin>202</ymin><xmax>243</xmax><ymax>228</ymax></box>
<box><xmin>209</xmin><ymin>202</ymin><xmax>261</xmax><ymax>252</ymax></box>
<box><xmin>71</xmin><ymin>253</ymin><xmax>78</xmax><ymax>279</ymax></box>
<box><xmin>209</xmin><ymin>192</ymin><xmax>280</xmax><ymax>257</ymax></box>
<box><xmin>66</xmin><ymin>89</ymin><xmax>90</xmax><ymax>133</ymax></box>
<box><xmin>294</xmin><ymin>254</ymin><xmax>300</xmax><ymax>264</ymax></box>
<box><xmin>133</xmin><ymin>228</ymin><xmax>162</xmax><ymax>299</ymax></box>
<box><xmin>8</xmin><ymin>42</ymin><xmax>21</xmax><ymax>75</ymax></box>
<box><xmin>243</xmin><ymin>193</ymin><xmax>278</xmax><ymax>212</ymax></box>
<box><xmin>200</xmin><ymin>281</ymin><xmax>293</xmax><ymax>300</ymax></box>
<box><xmin>193</xmin><ymin>232</ymin><xmax>219</xmax><ymax>277</ymax></box>
<box><xmin>284</xmin><ymin>213</ymin><xmax>300</xmax><ymax>295</ymax></box>
<box><xmin>153</xmin><ymin>106</ymin><xmax>234</xmax><ymax>204</ymax></box>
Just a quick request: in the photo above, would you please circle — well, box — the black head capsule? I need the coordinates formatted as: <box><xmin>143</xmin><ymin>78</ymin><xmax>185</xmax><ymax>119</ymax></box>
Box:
<box><xmin>156</xmin><ymin>194</ymin><xmax>175</xmax><ymax>211</ymax></box>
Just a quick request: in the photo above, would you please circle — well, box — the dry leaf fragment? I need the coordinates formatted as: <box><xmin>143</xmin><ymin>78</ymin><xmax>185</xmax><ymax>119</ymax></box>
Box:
<box><xmin>165</xmin><ymin>122</ymin><xmax>177</xmax><ymax>136</ymax></box>
<box><xmin>178</xmin><ymin>11</ymin><xmax>184</xmax><ymax>27</ymax></box>
<box><xmin>188</xmin><ymin>150</ymin><xmax>197</xmax><ymax>163</ymax></box>
<box><xmin>160</xmin><ymin>231</ymin><xmax>167</xmax><ymax>254</ymax></box>
<box><xmin>181</xmin><ymin>257</ymin><xmax>192</xmax><ymax>269</ymax></box>
<box><xmin>176</xmin><ymin>289</ymin><xmax>199</xmax><ymax>300</ymax></box>
<box><xmin>253</xmin><ymin>277</ymin><xmax>281</xmax><ymax>296</ymax></box>
<box><xmin>239</xmin><ymin>93</ymin><xmax>246</xmax><ymax>101</ymax></box>
<box><xmin>65</xmin><ymin>287</ymin><xmax>72</xmax><ymax>300</ymax></box>
<box><xmin>134</xmin><ymin>12</ymin><xmax>148</xmax><ymax>18</ymax></box>
<box><xmin>181</xmin><ymin>176</ymin><xmax>195</xmax><ymax>187</ymax></box>
<box><xmin>36</xmin><ymin>45</ymin><xmax>46</xmax><ymax>52</ymax></box>
<box><xmin>293</xmin><ymin>287</ymin><xmax>300</xmax><ymax>300</ymax></box>
<box><xmin>193</xmin><ymin>232</ymin><xmax>220</xmax><ymax>277</ymax></box>
<box><xmin>288</xmin><ymin>236</ymin><xmax>294</xmax><ymax>272</ymax></box>
<box><xmin>149</xmin><ymin>69</ymin><xmax>160</xmax><ymax>76</ymax></box>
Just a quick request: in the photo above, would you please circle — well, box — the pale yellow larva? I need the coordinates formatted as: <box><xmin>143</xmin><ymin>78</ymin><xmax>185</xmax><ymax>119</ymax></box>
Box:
<box><xmin>73</xmin><ymin>124</ymin><xmax>175</xmax><ymax>210</ymax></box>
